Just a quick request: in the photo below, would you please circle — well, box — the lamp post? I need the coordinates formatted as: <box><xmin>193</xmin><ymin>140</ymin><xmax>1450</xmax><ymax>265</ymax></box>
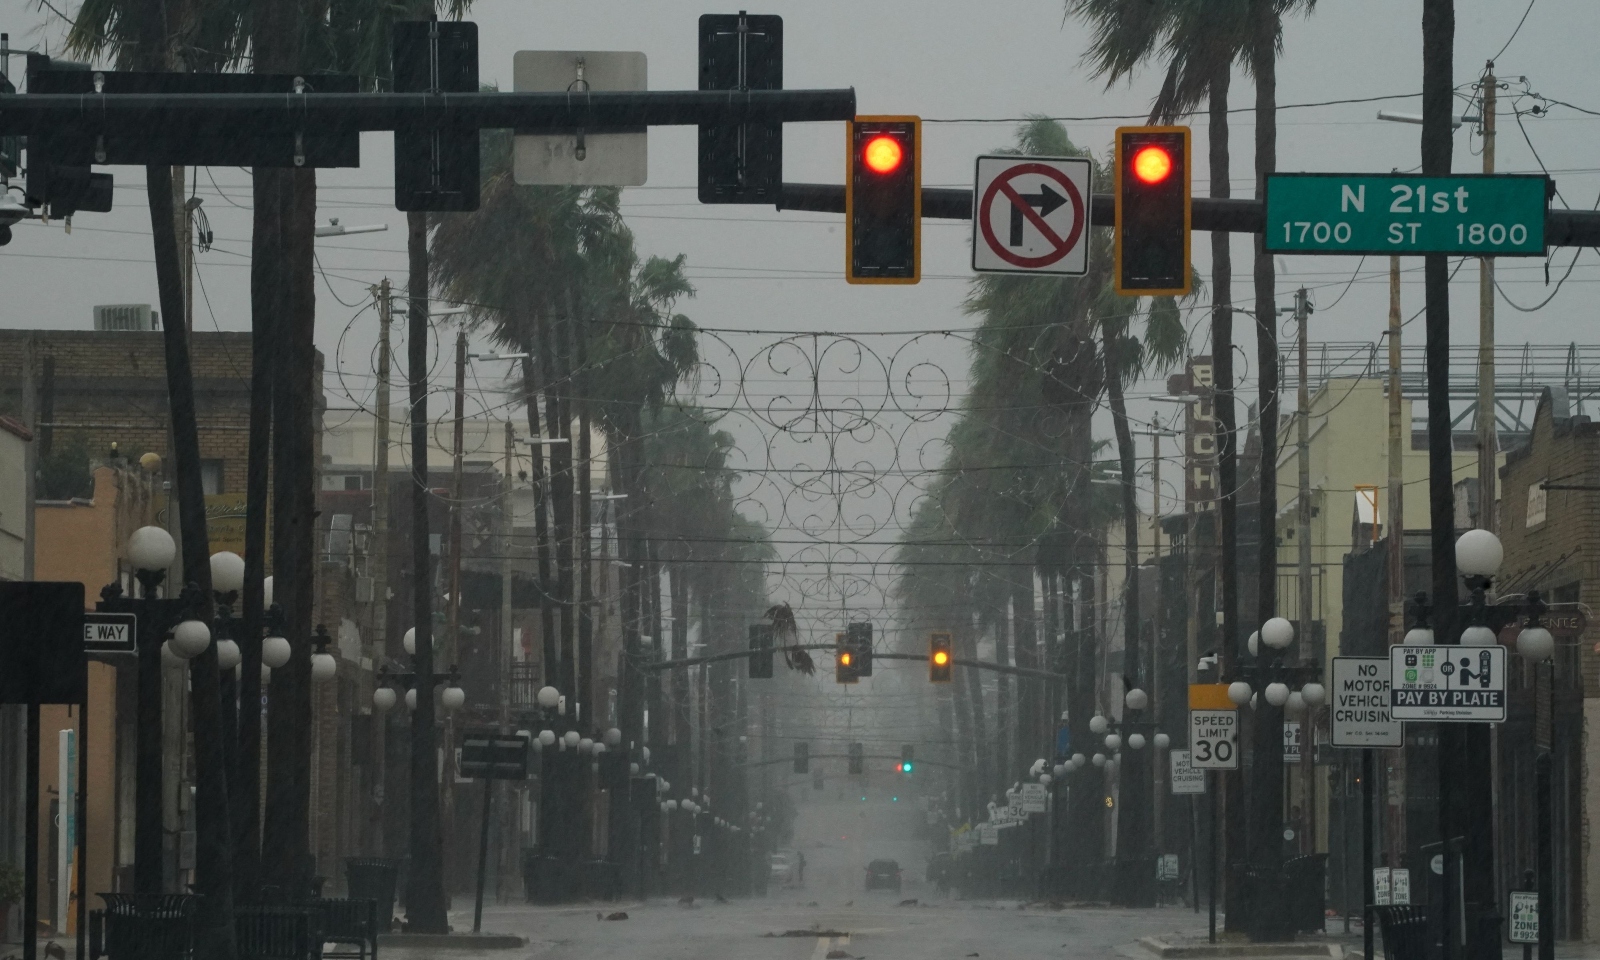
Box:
<box><xmin>209</xmin><ymin>550</ymin><xmax>246</xmax><ymax>855</ymax></box>
<box><xmin>97</xmin><ymin>525</ymin><xmax>186</xmax><ymax>894</ymax></box>
<box><xmin>1515</xmin><ymin>593</ymin><xmax>1555</xmax><ymax>960</ymax></box>
<box><xmin>1229</xmin><ymin>615</ymin><xmax>1312</xmax><ymax>940</ymax></box>
<box><xmin>1452</xmin><ymin>528</ymin><xmax>1504</xmax><ymax>960</ymax></box>
<box><xmin>378</xmin><ymin>646</ymin><xmax>461</xmax><ymax>925</ymax></box>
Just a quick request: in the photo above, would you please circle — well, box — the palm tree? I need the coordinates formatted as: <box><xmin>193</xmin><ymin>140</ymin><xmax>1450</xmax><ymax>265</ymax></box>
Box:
<box><xmin>58</xmin><ymin>1</ymin><xmax>242</xmax><ymax>948</ymax></box>
<box><xmin>431</xmin><ymin>127</ymin><xmax>700</xmax><ymax>759</ymax></box>
<box><xmin>1067</xmin><ymin>0</ymin><xmax>1317</xmax><ymax>915</ymax></box>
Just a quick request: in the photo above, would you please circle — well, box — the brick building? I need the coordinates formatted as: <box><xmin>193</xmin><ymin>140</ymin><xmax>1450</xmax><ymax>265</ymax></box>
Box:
<box><xmin>1497</xmin><ymin>386</ymin><xmax>1598</xmax><ymax>939</ymax></box>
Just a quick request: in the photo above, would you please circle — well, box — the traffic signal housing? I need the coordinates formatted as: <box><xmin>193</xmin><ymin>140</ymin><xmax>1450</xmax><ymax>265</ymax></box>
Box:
<box><xmin>835</xmin><ymin>632</ymin><xmax>858</xmax><ymax>684</ymax></box>
<box><xmin>900</xmin><ymin>744</ymin><xmax>914</xmax><ymax>774</ymax></box>
<box><xmin>393</xmin><ymin>20</ymin><xmax>480</xmax><ymax>211</ymax></box>
<box><xmin>846</xmin><ymin>116</ymin><xmax>920</xmax><ymax>284</ymax></box>
<box><xmin>846</xmin><ymin>621</ymin><xmax>873</xmax><ymax>677</ymax></box>
<box><xmin>1114</xmin><ymin>126</ymin><xmax>1190</xmax><ymax>296</ymax></box>
<box><xmin>698</xmin><ymin>13</ymin><xmax>783</xmax><ymax>203</ymax></box>
<box><xmin>929</xmin><ymin>631</ymin><xmax>953</xmax><ymax>683</ymax></box>
<box><xmin>848</xmin><ymin>742</ymin><xmax>864</xmax><ymax>775</ymax></box>
<box><xmin>748</xmin><ymin>623</ymin><xmax>774</xmax><ymax>679</ymax></box>
<box><xmin>793</xmin><ymin>741</ymin><xmax>809</xmax><ymax>774</ymax></box>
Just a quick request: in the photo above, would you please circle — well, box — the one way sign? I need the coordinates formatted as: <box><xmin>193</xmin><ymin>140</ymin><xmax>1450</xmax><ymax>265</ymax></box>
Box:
<box><xmin>84</xmin><ymin>612</ymin><xmax>137</xmax><ymax>654</ymax></box>
<box><xmin>972</xmin><ymin>155</ymin><xmax>1092</xmax><ymax>276</ymax></box>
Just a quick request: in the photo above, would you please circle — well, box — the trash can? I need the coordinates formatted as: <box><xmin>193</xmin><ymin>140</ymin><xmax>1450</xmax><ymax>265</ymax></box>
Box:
<box><xmin>1283</xmin><ymin>854</ymin><xmax>1328</xmax><ymax>934</ymax></box>
<box><xmin>582</xmin><ymin>859</ymin><xmax>621</xmax><ymax>901</ymax></box>
<box><xmin>345</xmin><ymin>857</ymin><xmax>401</xmax><ymax>926</ymax></box>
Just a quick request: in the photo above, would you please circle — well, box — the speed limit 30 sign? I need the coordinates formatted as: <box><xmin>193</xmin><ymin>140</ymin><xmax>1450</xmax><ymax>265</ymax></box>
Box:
<box><xmin>1190</xmin><ymin>709</ymin><xmax>1239</xmax><ymax>769</ymax></box>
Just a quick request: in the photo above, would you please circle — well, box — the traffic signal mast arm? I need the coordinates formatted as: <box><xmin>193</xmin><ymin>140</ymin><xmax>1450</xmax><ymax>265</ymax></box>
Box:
<box><xmin>641</xmin><ymin>642</ymin><xmax>1068</xmax><ymax>682</ymax></box>
<box><xmin>778</xmin><ymin>182</ymin><xmax>1600</xmax><ymax>246</ymax></box>
<box><xmin>0</xmin><ymin>88</ymin><xmax>856</xmax><ymax>136</ymax></box>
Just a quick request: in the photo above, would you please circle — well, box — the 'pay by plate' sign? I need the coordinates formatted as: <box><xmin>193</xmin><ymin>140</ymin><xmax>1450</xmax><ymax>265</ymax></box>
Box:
<box><xmin>1390</xmin><ymin>644</ymin><xmax>1506</xmax><ymax>721</ymax></box>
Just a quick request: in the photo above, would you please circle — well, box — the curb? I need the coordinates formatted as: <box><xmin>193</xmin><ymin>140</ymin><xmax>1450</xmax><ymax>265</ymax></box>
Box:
<box><xmin>377</xmin><ymin>932</ymin><xmax>528</xmax><ymax>950</ymax></box>
<box><xmin>1133</xmin><ymin>937</ymin><xmax>1344</xmax><ymax>960</ymax></box>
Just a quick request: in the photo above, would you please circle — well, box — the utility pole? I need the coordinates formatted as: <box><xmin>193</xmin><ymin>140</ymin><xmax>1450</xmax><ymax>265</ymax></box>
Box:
<box><xmin>1151</xmin><ymin>425</ymin><xmax>1164</xmax><ymax>847</ymax></box>
<box><xmin>501</xmin><ymin>419</ymin><xmax>515</xmax><ymax>732</ymax></box>
<box><xmin>1385</xmin><ymin>257</ymin><xmax>1406</xmax><ymax>869</ymax></box>
<box><xmin>370</xmin><ymin>278</ymin><xmax>392</xmax><ymax>855</ymax></box>
<box><xmin>1294</xmin><ymin>286</ymin><xmax>1314</xmax><ymax>856</ymax></box>
<box><xmin>444</xmin><ymin>326</ymin><xmax>467</xmax><ymax>863</ymax></box>
<box><xmin>1477</xmin><ymin>63</ymin><xmax>1498</xmax><ymax>533</ymax></box>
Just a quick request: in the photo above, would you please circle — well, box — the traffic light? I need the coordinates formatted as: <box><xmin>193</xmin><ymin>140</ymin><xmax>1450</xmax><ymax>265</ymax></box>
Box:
<box><xmin>748</xmin><ymin>623</ymin><xmax>774</xmax><ymax>679</ymax></box>
<box><xmin>846</xmin><ymin>621</ymin><xmax>873</xmax><ymax>677</ymax></box>
<box><xmin>1114</xmin><ymin>126</ymin><xmax>1191</xmax><ymax>296</ymax></box>
<box><xmin>900</xmin><ymin>744</ymin><xmax>914</xmax><ymax>774</ymax></box>
<box><xmin>698</xmin><ymin>13</ymin><xmax>783</xmax><ymax>203</ymax></box>
<box><xmin>835</xmin><ymin>632</ymin><xmax>859</xmax><ymax>684</ymax></box>
<box><xmin>393</xmin><ymin>21</ymin><xmax>480</xmax><ymax>211</ymax></box>
<box><xmin>848</xmin><ymin>742</ymin><xmax>864</xmax><ymax>775</ymax></box>
<box><xmin>23</xmin><ymin>55</ymin><xmax>113</xmax><ymax>220</ymax></box>
<box><xmin>929</xmin><ymin>631</ymin><xmax>953</xmax><ymax>683</ymax></box>
<box><xmin>846</xmin><ymin>116</ymin><xmax>920</xmax><ymax>284</ymax></box>
<box><xmin>793</xmin><ymin>741</ymin><xmax>809</xmax><ymax>774</ymax></box>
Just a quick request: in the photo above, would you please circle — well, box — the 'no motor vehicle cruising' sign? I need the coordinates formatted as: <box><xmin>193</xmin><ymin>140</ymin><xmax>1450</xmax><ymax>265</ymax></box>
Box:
<box><xmin>1332</xmin><ymin>656</ymin><xmax>1403</xmax><ymax>747</ymax></box>
<box><xmin>972</xmin><ymin>156</ymin><xmax>1092</xmax><ymax>276</ymax></box>
<box><xmin>1389</xmin><ymin>644</ymin><xmax>1507</xmax><ymax>722</ymax></box>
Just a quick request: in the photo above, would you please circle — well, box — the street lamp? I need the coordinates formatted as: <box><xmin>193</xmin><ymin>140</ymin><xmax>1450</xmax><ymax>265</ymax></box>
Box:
<box><xmin>104</xmin><ymin>524</ymin><xmax>184</xmax><ymax>894</ymax></box>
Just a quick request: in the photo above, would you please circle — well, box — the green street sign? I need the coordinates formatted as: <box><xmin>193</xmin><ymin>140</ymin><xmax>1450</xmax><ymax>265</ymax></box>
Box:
<box><xmin>1264</xmin><ymin>173</ymin><xmax>1548</xmax><ymax>256</ymax></box>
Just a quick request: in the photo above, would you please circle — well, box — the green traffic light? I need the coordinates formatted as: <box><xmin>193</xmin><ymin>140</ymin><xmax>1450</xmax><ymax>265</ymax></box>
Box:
<box><xmin>892</xmin><ymin>796</ymin><xmax>899</xmax><ymax>802</ymax></box>
<box><xmin>901</xmin><ymin>761</ymin><xmax>913</xmax><ymax>773</ymax></box>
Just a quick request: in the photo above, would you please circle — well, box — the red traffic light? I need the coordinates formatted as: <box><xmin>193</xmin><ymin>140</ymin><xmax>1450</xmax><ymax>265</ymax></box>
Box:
<box><xmin>1132</xmin><ymin>145</ymin><xmax>1173</xmax><ymax>184</ymax></box>
<box><xmin>840</xmin><ymin>651</ymin><xmax>853</xmax><ymax>666</ymax></box>
<box><xmin>862</xmin><ymin>135</ymin><xmax>904</xmax><ymax>174</ymax></box>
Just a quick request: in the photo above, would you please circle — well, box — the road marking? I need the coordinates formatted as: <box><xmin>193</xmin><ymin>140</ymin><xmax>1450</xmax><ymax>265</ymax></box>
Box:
<box><xmin>812</xmin><ymin>933</ymin><xmax>851</xmax><ymax>960</ymax></box>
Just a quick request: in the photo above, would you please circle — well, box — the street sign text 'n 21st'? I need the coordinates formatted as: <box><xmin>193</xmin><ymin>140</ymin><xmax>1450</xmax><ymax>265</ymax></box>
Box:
<box><xmin>972</xmin><ymin>156</ymin><xmax>1091</xmax><ymax>276</ymax></box>
<box><xmin>1265</xmin><ymin>174</ymin><xmax>1548</xmax><ymax>256</ymax></box>
<box><xmin>1389</xmin><ymin>644</ymin><xmax>1507</xmax><ymax>722</ymax></box>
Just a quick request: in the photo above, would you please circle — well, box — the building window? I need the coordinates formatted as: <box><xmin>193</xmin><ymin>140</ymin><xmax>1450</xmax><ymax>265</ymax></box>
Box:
<box><xmin>344</xmin><ymin>475</ymin><xmax>363</xmax><ymax>491</ymax></box>
<box><xmin>201</xmin><ymin>460</ymin><xmax>224</xmax><ymax>495</ymax></box>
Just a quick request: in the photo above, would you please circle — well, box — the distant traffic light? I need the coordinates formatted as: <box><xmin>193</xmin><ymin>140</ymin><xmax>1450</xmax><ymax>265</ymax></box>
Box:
<box><xmin>846</xmin><ymin>116</ymin><xmax>920</xmax><ymax>284</ymax></box>
<box><xmin>929</xmin><ymin>631</ymin><xmax>953</xmax><ymax>683</ymax></box>
<box><xmin>793</xmin><ymin>741</ymin><xmax>809</xmax><ymax>774</ymax></box>
<box><xmin>835</xmin><ymin>632</ymin><xmax>859</xmax><ymax>684</ymax></box>
<box><xmin>748</xmin><ymin>623</ymin><xmax>774</xmax><ymax>679</ymax></box>
<box><xmin>848</xmin><ymin>742</ymin><xmax>864</xmax><ymax>775</ymax></box>
<box><xmin>900</xmin><ymin>744</ymin><xmax>914</xmax><ymax>774</ymax></box>
<box><xmin>846</xmin><ymin>621</ymin><xmax>873</xmax><ymax>677</ymax></box>
<box><xmin>1114</xmin><ymin>126</ymin><xmax>1190</xmax><ymax>295</ymax></box>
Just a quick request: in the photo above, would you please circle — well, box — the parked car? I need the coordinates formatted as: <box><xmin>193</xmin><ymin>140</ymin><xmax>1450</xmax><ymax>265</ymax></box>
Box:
<box><xmin>865</xmin><ymin>858</ymin><xmax>902</xmax><ymax>892</ymax></box>
<box><xmin>769</xmin><ymin>852</ymin><xmax>793</xmax><ymax>884</ymax></box>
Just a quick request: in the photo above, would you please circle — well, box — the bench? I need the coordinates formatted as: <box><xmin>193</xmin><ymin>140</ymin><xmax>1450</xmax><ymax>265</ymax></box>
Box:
<box><xmin>296</xmin><ymin>898</ymin><xmax>379</xmax><ymax>960</ymax></box>
<box><xmin>236</xmin><ymin>905</ymin><xmax>323</xmax><ymax>960</ymax></box>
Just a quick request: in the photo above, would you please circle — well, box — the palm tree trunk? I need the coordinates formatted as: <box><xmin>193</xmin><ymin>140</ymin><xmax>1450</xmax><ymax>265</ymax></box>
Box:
<box><xmin>540</xmin><ymin>320</ymin><xmax>577</xmax><ymax>703</ymax></box>
<box><xmin>403</xmin><ymin>208</ymin><xmax>448</xmax><ymax>933</ymax></box>
<box><xmin>1248</xmin><ymin>0</ymin><xmax>1286</xmax><ymax>935</ymax></box>
<box><xmin>1209</xmin><ymin>59</ymin><xmax>1250</xmax><ymax>933</ymax></box>
<box><xmin>957</xmin><ymin>611</ymin><xmax>988</xmax><ymax>807</ymax></box>
<box><xmin>517</xmin><ymin>354</ymin><xmax>560</xmax><ymax>678</ymax></box>
<box><xmin>237</xmin><ymin>165</ymin><xmax>278</xmax><ymax>904</ymax></box>
<box><xmin>1105</xmin><ymin>326</ymin><xmax>1151</xmax><ymax>899</ymax></box>
<box><xmin>992</xmin><ymin>599</ymin><xmax>1012</xmax><ymax>795</ymax></box>
<box><xmin>670</xmin><ymin>564</ymin><xmax>692</xmax><ymax>755</ymax></box>
<box><xmin>575</xmin><ymin>322</ymin><xmax>595</xmax><ymax>727</ymax></box>
<box><xmin>1011</xmin><ymin>570</ymin><xmax>1039</xmax><ymax>771</ymax></box>
<box><xmin>146</xmin><ymin>165</ymin><xmax>237</xmax><ymax>959</ymax></box>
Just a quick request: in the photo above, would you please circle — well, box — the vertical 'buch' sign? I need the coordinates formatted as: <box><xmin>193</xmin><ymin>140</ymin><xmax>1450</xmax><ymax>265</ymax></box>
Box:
<box><xmin>1332</xmin><ymin>656</ymin><xmax>1403</xmax><ymax>747</ymax></box>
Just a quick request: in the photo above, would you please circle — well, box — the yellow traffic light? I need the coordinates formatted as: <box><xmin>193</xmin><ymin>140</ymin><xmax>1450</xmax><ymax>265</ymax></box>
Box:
<box><xmin>929</xmin><ymin>631</ymin><xmax>953</xmax><ymax>682</ymax></box>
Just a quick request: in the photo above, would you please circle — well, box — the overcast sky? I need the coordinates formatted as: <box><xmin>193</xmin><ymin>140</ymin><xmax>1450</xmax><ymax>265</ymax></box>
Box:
<box><xmin>2</xmin><ymin>0</ymin><xmax>1595</xmax><ymax>643</ymax></box>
